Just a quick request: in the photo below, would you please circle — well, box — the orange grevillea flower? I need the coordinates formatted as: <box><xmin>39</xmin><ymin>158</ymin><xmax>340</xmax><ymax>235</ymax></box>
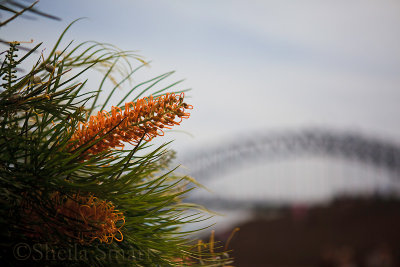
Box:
<box><xmin>24</xmin><ymin>192</ymin><xmax>125</xmax><ymax>244</ymax></box>
<box><xmin>69</xmin><ymin>92</ymin><xmax>192</xmax><ymax>157</ymax></box>
<box><xmin>53</xmin><ymin>193</ymin><xmax>125</xmax><ymax>244</ymax></box>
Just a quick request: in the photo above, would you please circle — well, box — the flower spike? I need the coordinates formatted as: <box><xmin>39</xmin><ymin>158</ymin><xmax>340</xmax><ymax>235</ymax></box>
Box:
<box><xmin>69</xmin><ymin>93</ymin><xmax>193</xmax><ymax>157</ymax></box>
<box><xmin>23</xmin><ymin>192</ymin><xmax>125</xmax><ymax>244</ymax></box>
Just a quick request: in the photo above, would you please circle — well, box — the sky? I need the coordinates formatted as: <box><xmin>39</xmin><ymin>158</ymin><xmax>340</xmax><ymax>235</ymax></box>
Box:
<box><xmin>3</xmin><ymin>0</ymin><xmax>400</xmax><ymax>144</ymax></box>
<box><xmin>2</xmin><ymin>0</ymin><xmax>400</xmax><ymax>210</ymax></box>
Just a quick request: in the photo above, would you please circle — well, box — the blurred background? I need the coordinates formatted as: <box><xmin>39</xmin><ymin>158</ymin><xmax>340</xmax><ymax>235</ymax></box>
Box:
<box><xmin>2</xmin><ymin>1</ymin><xmax>400</xmax><ymax>266</ymax></box>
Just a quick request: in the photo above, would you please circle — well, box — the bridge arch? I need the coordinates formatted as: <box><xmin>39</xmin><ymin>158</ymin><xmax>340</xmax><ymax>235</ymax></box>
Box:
<box><xmin>180</xmin><ymin>129</ymin><xmax>400</xmax><ymax>208</ymax></box>
<box><xmin>182</xmin><ymin>129</ymin><xmax>400</xmax><ymax>182</ymax></box>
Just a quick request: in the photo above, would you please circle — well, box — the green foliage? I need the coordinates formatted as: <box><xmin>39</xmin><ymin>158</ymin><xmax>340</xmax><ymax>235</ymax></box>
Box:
<box><xmin>0</xmin><ymin>0</ymin><xmax>60</xmax><ymax>27</ymax></box>
<box><xmin>0</xmin><ymin>5</ymin><xmax>233</xmax><ymax>267</ymax></box>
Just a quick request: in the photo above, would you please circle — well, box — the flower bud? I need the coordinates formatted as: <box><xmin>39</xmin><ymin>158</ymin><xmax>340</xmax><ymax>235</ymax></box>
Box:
<box><xmin>44</xmin><ymin>64</ymin><xmax>55</xmax><ymax>73</ymax></box>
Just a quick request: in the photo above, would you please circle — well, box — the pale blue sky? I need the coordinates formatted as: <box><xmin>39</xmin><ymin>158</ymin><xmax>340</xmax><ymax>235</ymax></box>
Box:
<box><xmin>3</xmin><ymin>0</ymin><xmax>400</xmax><ymax>152</ymax></box>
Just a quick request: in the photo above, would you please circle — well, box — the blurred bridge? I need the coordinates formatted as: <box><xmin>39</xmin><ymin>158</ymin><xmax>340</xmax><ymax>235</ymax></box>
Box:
<box><xmin>180</xmin><ymin>129</ymin><xmax>400</xmax><ymax>209</ymax></box>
